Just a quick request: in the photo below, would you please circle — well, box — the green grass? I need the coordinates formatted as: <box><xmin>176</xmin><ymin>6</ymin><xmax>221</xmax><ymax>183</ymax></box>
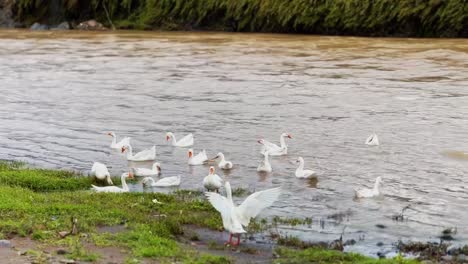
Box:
<box><xmin>0</xmin><ymin>161</ymin><xmax>226</xmax><ymax>262</ymax></box>
<box><xmin>13</xmin><ymin>0</ymin><xmax>468</xmax><ymax>37</ymax></box>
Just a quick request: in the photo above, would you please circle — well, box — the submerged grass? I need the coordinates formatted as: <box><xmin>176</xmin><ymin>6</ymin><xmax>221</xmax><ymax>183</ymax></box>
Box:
<box><xmin>274</xmin><ymin>247</ymin><xmax>420</xmax><ymax>264</ymax></box>
<box><xmin>13</xmin><ymin>0</ymin><xmax>468</xmax><ymax>37</ymax></box>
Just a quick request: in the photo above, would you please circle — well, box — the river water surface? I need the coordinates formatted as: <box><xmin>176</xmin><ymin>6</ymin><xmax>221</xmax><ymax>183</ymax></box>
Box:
<box><xmin>0</xmin><ymin>30</ymin><xmax>468</xmax><ymax>256</ymax></box>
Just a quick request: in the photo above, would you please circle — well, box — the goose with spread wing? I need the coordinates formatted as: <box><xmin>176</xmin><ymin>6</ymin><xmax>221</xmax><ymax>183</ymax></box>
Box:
<box><xmin>205</xmin><ymin>182</ymin><xmax>281</xmax><ymax>246</ymax></box>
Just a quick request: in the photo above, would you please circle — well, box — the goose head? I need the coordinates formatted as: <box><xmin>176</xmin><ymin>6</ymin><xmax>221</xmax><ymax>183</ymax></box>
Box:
<box><xmin>107</xmin><ymin>132</ymin><xmax>115</xmax><ymax>137</ymax></box>
<box><xmin>122</xmin><ymin>172</ymin><xmax>134</xmax><ymax>179</ymax></box>
<box><xmin>376</xmin><ymin>176</ymin><xmax>383</xmax><ymax>185</ymax></box>
<box><xmin>295</xmin><ymin>157</ymin><xmax>304</xmax><ymax>164</ymax></box>
<box><xmin>152</xmin><ymin>162</ymin><xmax>161</xmax><ymax>172</ymax></box>
<box><xmin>165</xmin><ymin>132</ymin><xmax>173</xmax><ymax>141</ymax></box>
<box><xmin>211</xmin><ymin>152</ymin><xmax>224</xmax><ymax>160</ymax></box>
<box><xmin>209</xmin><ymin>166</ymin><xmax>215</xmax><ymax>175</ymax></box>
<box><xmin>257</xmin><ymin>139</ymin><xmax>265</xmax><ymax>145</ymax></box>
<box><xmin>121</xmin><ymin>145</ymin><xmax>129</xmax><ymax>153</ymax></box>
<box><xmin>141</xmin><ymin>177</ymin><xmax>153</xmax><ymax>186</ymax></box>
<box><xmin>188</xmin><ymin>149</ymin><xmax>194</xmax><ymax>158</ymax></box>
<box><xmin>281</xmin><ymin>133</ymin><xmax>292</xmax><ymax>139</ymax></box>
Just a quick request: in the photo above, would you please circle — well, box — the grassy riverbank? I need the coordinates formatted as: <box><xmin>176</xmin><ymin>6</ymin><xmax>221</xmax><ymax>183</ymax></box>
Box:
<box><xmin>0</xmin><ymin>160</ymin><xmax>422</xmax><ymax>263</ymax></box>
<box><xmin>11</xmin><ymin>0</ymin><xmax>468</xmax><ymax>37</ymax></box>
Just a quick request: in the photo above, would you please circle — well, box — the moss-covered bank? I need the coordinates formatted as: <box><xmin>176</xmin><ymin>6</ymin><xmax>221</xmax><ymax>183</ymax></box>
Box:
<box><xmin>10</xmin><ymin>0</ymin><xmax>468</xmax><ymax>37</ymax></box>
<box><xmin>0</xmin><ymin>160</ymin><xmax>424</xmax><ymax>263</ymax></box>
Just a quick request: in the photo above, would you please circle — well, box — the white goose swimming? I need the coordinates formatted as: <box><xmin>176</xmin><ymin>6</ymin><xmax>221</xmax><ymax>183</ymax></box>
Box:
<box><xmin>131</xmin><ymin>162</ymin><xmax>161</xmax><ymax>176</ymax></box>
<box><xmin>203</xmin><ymin>166</ymin><xmax>223</xmax><ymax>192</ymax></box>
<box><xmin>142</xmin><ymin>176</ymin><xmax>181</xmax><ymax>187</ymax></box>
<box><xmin>90</xmin><ymin>162</ymin><xmax>113</xmax><ymax>185</ymax></box>
<box><xmin>295</xmin><ymin>157</ymin><xmax>316</xmax><ymax>178</ymax></box>
<box><xmin>91</xmin><ymin>172</ymin><xmax>133</xmax><ymax>193</ymax></box>
<box><xmin>212</xmin><ymin>152</ymin><xmax>233</xmax><ymax>170</ymax></box>
<box><xmin>188</xmin><ymin>148</ymin><xmax>208</xmax><ymax>165</ymax></box>
<box><xmin>258</xmin><ymin>133</ymin><xmax>292</xmax><ymax>156</ymax></box>
<box><xmin>121</xmin><ymin>145</ymin><xmax>156</xmax><ymax>161</ymax></box>
<box><xmin>355</xmin><ymin>177</ymin><xmax>383</xmax><ymax>198</ymax></box>
<box><xmin>166</xmin><ymin>132</ymin><xmax>194</xmax><ymax>147</ymax></box>
<box><xmin>205</xmin><ymin>181</ymin><xmax>281</xmax><ymax>246</ymax></box>
<box><xmin>257</xmin><ymin>151</ymin><xmax>272</xmax><ymax>172</ymax></box>
<box><xmin>108</xmin><ymin>132</ymin><xmax>130</xmax><ymax>151</ymax></box>
<box><xmin>365</xmin><ymin>133</ymin><xmax>379</xmax><ymax>146</ymax></box>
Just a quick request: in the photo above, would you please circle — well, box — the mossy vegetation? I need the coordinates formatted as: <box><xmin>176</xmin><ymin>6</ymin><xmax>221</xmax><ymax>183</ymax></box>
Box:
<box><xmin>274</xmin><ymin>247</ymin><xmax>420</xmax><ymax>264</ymax></box>
<box><xmin>12</xmin><ymin>0</ymin><xmax>468</xmax><ymax>37</ymax></box>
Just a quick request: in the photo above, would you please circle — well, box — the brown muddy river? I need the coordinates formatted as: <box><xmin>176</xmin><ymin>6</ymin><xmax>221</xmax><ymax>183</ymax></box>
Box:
<box><xmin>0</xmin><ymin>30</ymin><xmax>467</xmax><ymax>256</ymax></box>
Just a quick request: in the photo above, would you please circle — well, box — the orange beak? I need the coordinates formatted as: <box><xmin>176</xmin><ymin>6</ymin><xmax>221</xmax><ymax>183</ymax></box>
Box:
<box><xmin>209</xmin><ymin>167</ymin><xmax>214</xmax><ymax>174</ymax></box>
<box><xmin>166</xmin><ymin>135</ymin><xmax>170</xmax><ymax>141</ymax></box>
<box><xmin>257</xmin><ymin>140</ymin><xmax>262</xmax><ymax>144</ymax></box>
<box><xmin>157</xmin><ymin>165</ymin><xmax>161</xmax><ymax>171</ymax></box>
<box><xmin>121</xmin><ymin>147</ymin><xmax>126</xmax><ymax>153</ymax></box>
<box><xmin>107</xmin><ymin>132</ymin><xmax>112</xmax><ymax>136</ymax></box>
<box><xmin>287</xmin><ymin>134</ymin><xmax>292</xmax><ymax>139</ymax></box>
<box><xmin>128</xmin><ymin>172</ymin><xmax>134</xmax><ymax>179</ymax></box>
<box><xmin>188</xmin><ymin>152</ymin><xmax>193</xmax><ymax>158</ymax></box>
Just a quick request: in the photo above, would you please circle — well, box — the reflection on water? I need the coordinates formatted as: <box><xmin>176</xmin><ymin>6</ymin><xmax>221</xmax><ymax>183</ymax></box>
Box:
<box><xmin>0</xmin><ymin>30</ymin><xmax>468</xmax><ymax>256</ymax></box>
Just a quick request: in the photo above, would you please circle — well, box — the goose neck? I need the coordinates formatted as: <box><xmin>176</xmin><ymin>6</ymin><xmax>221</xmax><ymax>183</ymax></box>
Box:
<box><xmin>280</xmin><ymin>135</ymin><xmax>287</xmax><ymax>149</ymax></box>
<box><xmin>121</xmin><ymin>174</ymin><xmax>129</xmax><ymax>191</ymax></box>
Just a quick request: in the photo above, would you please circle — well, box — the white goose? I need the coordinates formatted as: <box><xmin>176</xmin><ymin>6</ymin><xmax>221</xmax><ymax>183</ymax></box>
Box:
<box><xmin>142</xmin><ymin>176</ymin><xmax>181</xmax><ymax>187</ymax></box>
<box><xmin>205</xmin><ymin>181</ymin><xmax>281</xmax><ymax>246</ymax></box>
<box><xmin>258</xmin><ymin>133</ymin><xmax>292</xmax><ymax>156</ymax></box>
<box><xmin>203</xmin><ymin>166</ymin><xmax>223</xmax><ymax>192</ymax></box>
<box><xmin>188</xmin><ymin>148</ymin><xmax>208</xmax><ymax>165</ymax></box>
<box><xmin>121</xmin><ymin>145</ymin><xmax>156</xmax><ymax>161</ymax></box>
<box><xmin>91</xmin><ymin>172</ymin><xmax>133</xmax><ymax>193</ymax></box>
<box><xmin>355</xmin><ymin>177</ymin><xmax>383</xmax><ymax>198</ymax></box>
<box><xmin>365</xmin><ymin>133</ymin><xmax>379</xmax><ymax>146</ymax></box>
<box><xmin>257</xmin><ymin>151</ymin><xmax>272</xmax><ymax>172</ymax></box>
<box><xmin>108</xmin><ymin>132</ymin><xmax>131</xmax><ymax>151</ymax></box>
<box><xmin>166</xmin><ymin>132</ymin><xmax>194</xmax><ymax>147</ymax></box>
<box><xmin>212</xmin><ymin>152</ymin><xmax>233</xmax><ymax>170</ymax></box>
<box><xmin>295</xmin><ymin>157</ymin><xmax>316</xmax><ymax>178</ymax></box>
<box><xmin>131</xmin><ymin>162</ymin><xmax>161</xmax><ymax>176</ymax></box>
<box><xmin>91</xmin><ymin>162</ymin><xmax>113</xmax><ymax>185</ymax></box>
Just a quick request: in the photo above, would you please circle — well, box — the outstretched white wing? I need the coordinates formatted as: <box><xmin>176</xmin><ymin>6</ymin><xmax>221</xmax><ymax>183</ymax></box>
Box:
<box><xmin>235</xmin><ymin>187</ymin><xmax>281</xmax><ymax>226</ymax></box>
<box><xmin>205</xmin><ymin>192</ymin><xmax>234</xmax><ymax>231</ymax></box>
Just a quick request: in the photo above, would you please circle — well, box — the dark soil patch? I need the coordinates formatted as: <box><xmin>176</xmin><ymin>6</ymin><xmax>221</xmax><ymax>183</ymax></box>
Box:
<box><xmin>181</xmin><ymin>225</ymin><xmax>275</xmax><ymax>263</ymax></box>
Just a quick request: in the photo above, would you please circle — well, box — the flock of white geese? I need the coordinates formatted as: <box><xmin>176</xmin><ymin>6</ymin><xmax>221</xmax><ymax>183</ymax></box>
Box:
<box><xmin>90</xmin><ymin>131</ymin><xmax>382</xmax><ymax>246</ymax></box>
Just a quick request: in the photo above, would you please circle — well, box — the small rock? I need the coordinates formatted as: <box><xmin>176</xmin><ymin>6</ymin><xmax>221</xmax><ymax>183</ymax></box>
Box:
<box><xmin>59</xmin><ymin>259</ymin><xmax>75</xmax><ymax>264</ymax></box>
<box><xmin>0</xmin><ymin>240</ymin><xmax>11</xmax><ymax>248</ymax></box>
<box><xmin>457</xmin><ymin>254</ymin><xmax>467</xmax><ymax>262</ymax></box>
<box><xmin>376</xmin><ymin>242</ymin><xmax>384</xmax><ymax>247</ymax></box>
<box><xmin>76</xmin><ymin>19</ymin><xmax>107</xmax><ymax>31</ymax></box>
<box><xmin>377</xmin><ymin>252</ymin><xmax>386</xmax><ymax>259</ymax></box>
<box><xmin>442</xmin><ymin>255</ymin><xmax>453</xmax><ymax>261</ymax></box>
<box><xmin>51</xmin><ymin>22</ymin><xmax>70</xmax><ymax>30</ymax></box>
<box><xmin>58</xmin><ymin>231</ymin><xmax>69</xmax><ymax>238</ymax></box>
<box><xmin>344</xmin><ymin>239</ymin><xmax>356</xmax><ymax>246</ymax></box>
<box><xmin>56</xmin><ymin>248</ymin><xmax>68</xmax><ymax>255</ymax></box>
<box><xmin>30</xmin><ymin>22</ymin><xmax>48</xmax><ymax>30</ymax></box>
